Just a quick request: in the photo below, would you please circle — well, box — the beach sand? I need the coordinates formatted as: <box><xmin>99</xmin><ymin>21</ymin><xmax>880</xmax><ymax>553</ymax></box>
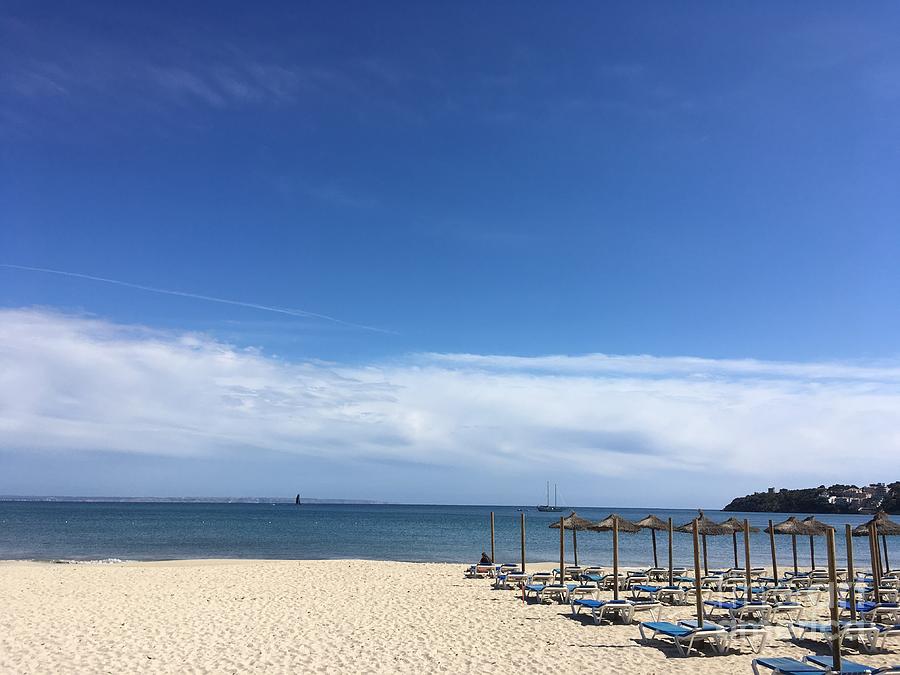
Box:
<box><xmin>1</xmin><ymin>559</ymin><xmax>896</xmax><ymax>674</ymax></box>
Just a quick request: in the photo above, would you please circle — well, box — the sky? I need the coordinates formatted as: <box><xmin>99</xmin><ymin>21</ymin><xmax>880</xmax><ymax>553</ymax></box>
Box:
<box><xmin>2</xmin><ymin>2</ymin><xmax>900</xmax><ymax>505</ymax></box>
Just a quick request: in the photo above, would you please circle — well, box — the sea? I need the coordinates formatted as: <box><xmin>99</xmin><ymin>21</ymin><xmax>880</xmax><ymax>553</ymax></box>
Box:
<box><xmin>0</xmin><ymin>502</ymin><xmax>887</xmax><ymax>569</ymax></box>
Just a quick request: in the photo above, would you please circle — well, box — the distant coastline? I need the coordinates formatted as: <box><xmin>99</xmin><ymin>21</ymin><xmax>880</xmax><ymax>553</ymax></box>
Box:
<box><xmin>0</xmin><ymin>496</ymin><xmax>389</xmax><ymax>505</ymax></box>
<box><xmin>724</xmin><ymin>481</ymin><xmax>898</xmax><ymax>514</ymax></box>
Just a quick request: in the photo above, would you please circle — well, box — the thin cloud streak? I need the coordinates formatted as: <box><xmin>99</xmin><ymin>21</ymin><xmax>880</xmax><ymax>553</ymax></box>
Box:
<box><xmin>0</xmin><ymin>264</ymin><xmax>393</xmax><ymax>334</ymax></box>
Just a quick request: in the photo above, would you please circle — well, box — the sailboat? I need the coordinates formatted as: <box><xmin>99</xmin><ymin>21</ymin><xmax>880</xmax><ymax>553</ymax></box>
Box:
<box><xmin>536</xmin><ymin>481</ymin><xmax>562</xmax><ymax>512</ymax></box>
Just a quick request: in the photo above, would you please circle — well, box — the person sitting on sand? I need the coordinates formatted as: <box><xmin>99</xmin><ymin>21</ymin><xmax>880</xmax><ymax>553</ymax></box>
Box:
<box><xmin>479</xmin><ymin>551</ymin><xmax>492</xmax><ymax>565</ymax></box>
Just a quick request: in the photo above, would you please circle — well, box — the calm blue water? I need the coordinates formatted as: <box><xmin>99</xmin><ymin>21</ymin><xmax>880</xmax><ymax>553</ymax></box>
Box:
<box><xmin>0</xmin><ymin>502</ymin><xmax>888</xmax><ymax>569</ymax></box>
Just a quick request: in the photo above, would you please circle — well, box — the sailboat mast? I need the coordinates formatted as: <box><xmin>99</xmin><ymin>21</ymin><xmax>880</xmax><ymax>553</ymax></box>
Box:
<box><xmin>554</xmin><ymin>483</ymin><xmax>557</xmax><ymax>507</ymax></box>
<box><xmin>546</xmin><ymin>481</ymin><xmax>550</xmax><ymax>506</ymax></box>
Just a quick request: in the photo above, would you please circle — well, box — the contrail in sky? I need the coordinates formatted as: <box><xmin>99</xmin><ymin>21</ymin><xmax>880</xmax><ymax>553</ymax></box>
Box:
<box><xmin>0</xmin><ymin>263</ymin><xmax>394</xmax><ymax>334</ymax></box>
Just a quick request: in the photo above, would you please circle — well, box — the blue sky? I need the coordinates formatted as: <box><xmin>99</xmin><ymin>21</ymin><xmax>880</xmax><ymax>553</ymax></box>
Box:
<box><xmin>2</xmin><ymin>3</ymin><xmax>900</xmax><ymax>504</ymax></box>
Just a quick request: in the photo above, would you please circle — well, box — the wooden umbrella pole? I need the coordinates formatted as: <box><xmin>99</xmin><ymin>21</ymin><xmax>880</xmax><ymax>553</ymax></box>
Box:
<box><xmin>792</xmin><ymin>535</ymin><xmax>798</xmax><ymax>575</ymax></box>
<box><xmin>768</xmin><ymin>519</ymin><xmax>778</xmax><ymax>584</ymax></box>
<box><xmin>875</xmin><ymin>524</ymin><xmax>885</xmax><ymax>588</ymax></box>
<box><xmin>667</xmin><ymin>517</ymin><xmax>674</xmax><ymax>587</ymax></box>
<box><xmin>573</xmin><ymin>527</ymin><xmax>578</xmax><ymax>568</ymax></box>
<box><xmin>702</xmin><ymin>534</ymin><xmax>709</xmax><ymax>575</ymax></box>
<box><xmin>868</xmin><ymin>523</ymin><xmax>881</xmax><ymax>603</ymax></box>
<box><xmin>559</xmin><ymin>516</ymin><xmax>564</xmax><ymax>585</ymax></box>
<box><xmin>845</xmin><ymin>524</ymin><xmax>856</xmax><ymax>622</ymax></box>
<box><xmin>612</xmin><ymin>517</ymin><xmax>620</xmax><ymax>601</ymax></box>
<box><xmin>692</xmin><ymin>519</ymin><xmax>703</xmax><ymax>628</ymax></box>
<box><xmin>732</xmin><ymin>532</ymin><xmax>739</xmax><ymax>569</ymax></box>
<box><xmin>826</xmin><ymin>528</ymin><xmax>842</xmax><ymax>670</ymax></box>
<box><xmin>520</xmin><ymin>513</ymin><xmax>526</xmax><ymax>573</ymax></box>
<box><xmin>652</xmin><ymin>529</ymin><xmax>658</xmax><ymax>569</ymax></box>
<box><xmin>883</xmin><ymin>534</ymin><xmax>891</xmax><ymax>572</ymax></box>
<box><xmin>490</xmin><ymin>511</ymin><xmax>495</xmax><ymax>564</ymax></box>
<box><xmin>810</xmin><ymin>535</ymin><xmax>816</xmax><ymax>570</ymax></box>
<box><xmin>743</xmin><ymin>519</ymin><xmax>752</xmax><ymax>603</ymax></box>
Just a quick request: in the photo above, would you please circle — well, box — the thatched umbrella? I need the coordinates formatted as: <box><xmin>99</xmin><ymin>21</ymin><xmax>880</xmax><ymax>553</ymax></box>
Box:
<box><xmin>549</xmin><ymin>511</ymin><xmax>595</xmax><ymax>567</ymax></box>
<box><xmin>853</xmin><ymin>511</ymin><xmax>900</xmax><ymax>572</ymax></box>
<box><xmin>636</xmin><ymin>514</ymin><xmax>668</xmax><ymax>568</ymax></box>
<box><xmin>766</xmin><ymin>516</ymin><xmax>809</xmax><ymax>575</ymax></box>
<box><xmin>721</xmin><ymin>517</ymin><xmax>760</xmax><ymax>569</ymax></box>
<box><xmin>677</xmin><ymin>510</ymin><xmax>731</xmax><ymax>575</ymax></box>
<box><xmin>589</xmin><ymin>514</ymin><xmax>640</xmax><ymax>601</ymax></box>
<box><xmin>802</xmin><ymin>516</ymin><xmax>835</xmax><ymax>570</ymax></box>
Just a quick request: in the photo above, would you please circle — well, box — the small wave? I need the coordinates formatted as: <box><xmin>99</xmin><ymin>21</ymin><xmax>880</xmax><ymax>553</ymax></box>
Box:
<box><xmin>50</xmin><ymin>558</ymin><xmax>132</xmax><ymax>565</ymax></box>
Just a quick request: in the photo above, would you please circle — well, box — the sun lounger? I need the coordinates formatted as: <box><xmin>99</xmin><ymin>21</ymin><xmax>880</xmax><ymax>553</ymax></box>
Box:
<box><xmin>600</xmin><ymin>573</ymin><xmax>626</xmax><ymax>591</ymax></box>
<box><xmin>529</xmin><ymin>572</ymin><xmax>554</xmax><ymax>585</ymax></box>
<box><xmin>751</xmin><ymin>655</ymin><xmax>873</xmax><ymax>674</ymax></box>
<box><xmin>579</xmin><ymin>572</ymin><xmax>602</xmax><ymax>587</ymax></box>
<box><xmin>629</xmin><ymin>599</ymin><xmax>662</xmax><ymax>622</ymax></box>
<box><xmin>770</xmin><ymin>601</ymin><xmax>804</xmax><ymax>624</ymax></box>
<box><xmin>631</xmin><ymin>583</ymin><xmax>685</xmax><ymax>604</ymax></box>
<box><xmin>761</xmin><ymin>587</ymin><xmax>795</xmax><ymax>603</ymax></box>
<box><xmin>751</xmin><ymin>656</ymin><xmax>824</xmax><ymax>674</ymax></box>
<box><xmin>523</xmin><ymin>583</ymin><xmax>547</xmax><ymax>602</ymax></box>
<box><xmin>525</xmin><ymin>582</ymin><xmax>570</xmax><ymax>603</ymax></box>
<box><xmin>493</xmin><ymin>571</ymin><xmax>527</xmax><ymax>589</ymax></box>
<box><xmin>806</xmin><ymin>655</ymin><xmax>894</xmax><ymax>673</ymax></box>
<box><xmin>637</xmin><ymin>620</ymin><xmax>727</xmax><ymax>656</ymax></box>
<box><xmin>788</xmin><ymin>621</ymin><xmax>880</xmax><ymax>652</ymax></box>
<box><xmin>877</xmin><ymin>623</ymin><xmax>900</xmax><ymax>650</ymax></box>
<box><xmin>646</xmin><ymin>567</ymin><xmax>669</xmax><ymax>581</ymax></box>
<box><xmin>723</xmin><ymin>623</ymin><xmax>769</xmax><ymax>653</ymax></box>
<box><xmin>703</xmin><ymin>599</ymin><xmax>743</xmax><ymax>620</ymax></box>
<box><xmin>680</xmin><ymin>619</ymin><xmax>768</xmax><ymax>654</ymax></box>
<box><xmin>571</xmin><ymin>598</ymin><xmax>635</xmax><ymax>624</ymax></box>
<box><xmin>733</xmin><ymin>601</ymin><xmax>774</xmax><ymax>625</ymax></box>
<box><xmin>568</xmin><ymin>585</ymin><xmax>599</xmax><ymax>602</ymax></box>
<box><xmin>631</xmin><ymin>584</ymin><xmax>664</xmax><ymax>600</ymax></box>
<box><xmin>465</xmin><ymin>563</ymin><xmax>495</xmax><ymax>578</ymax></box>
<box><xmin>840</xmin><ymin>601</ymin><xmax>900</xmax><ymax>624</ymax></box>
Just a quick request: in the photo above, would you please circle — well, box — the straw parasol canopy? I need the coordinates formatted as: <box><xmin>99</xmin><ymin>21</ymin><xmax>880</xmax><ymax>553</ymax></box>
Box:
<box><xmin>853</xmin><ymin>511</ymin><xmax>900</xmax><ymax>573</ymax></box>
<box><xmin>636</xmin><ymin>514</ymin><xmax>668</xmax><ymax>531</ymax></box>
<box><xmin>590</xmin><ymin>514</ymin><xmax>640</xmax><ymax>533</ymax></box>
<box><xmin>549</xmin><ymin>512</ymin><xmax>595</xmax><ymax>567</ymax></box>
<box><xmin>677</xmin><ymin>510</ymin><xmax>731</xmax><ymax>574</ymax></box>
<box><xmin>676</xmin><ymin>510</ymin><xmax>731</xmax><ymax>536</ymax></box>
<box><xmin>721</xmin><ymin>517</ymin><xmax>760</xmax><ymax>568</ymax></box>
<box><xmin>636</xmin><ymin>514</ymin><xmax>669</xmax><ymax>568</ymax></box>
<box><xmin>852</xmin><ymin>511</ymin><xmax>900</xmax><ymax>537</ymax></box>
<box><xmin>765</xmin><ymin>516</ymin><xmax>809</xmax><ymax>536</ymax></box>
<box><xmin>721</xmin><ymin>517</ymin><xmax>760</xmax><ymax>534</ymax></box>
<box><xmin>548</xmin><ymin>512</ymin><xmax>596</xmax><ymax>531</ymax></box>
<box><xmin>801</xmin><ymin>516</ymin><xmax>835</xmax><ymax>535</ymax></box>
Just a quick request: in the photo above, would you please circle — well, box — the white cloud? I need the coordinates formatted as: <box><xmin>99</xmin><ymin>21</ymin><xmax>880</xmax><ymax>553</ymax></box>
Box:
<box><xmin>2</xmin><ymin>308</ymin><xmax>899</xmax><ymax>490</ymax></box>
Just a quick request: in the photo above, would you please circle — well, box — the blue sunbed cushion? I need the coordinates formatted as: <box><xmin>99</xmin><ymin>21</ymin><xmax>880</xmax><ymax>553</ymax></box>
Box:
<box><xmin>573</xmin><ymin>598</ymin><xmax>603</xmax><ymax>608</ymax></box>
<box><xmin>525</xmin><ymin>584</ymin><xmax>545</xmax><ymax>592</ymax></box>
<box><xmin>641</xmin><ymin>621</ymin><xmax>692</xmax><ymax>637</ymax></box>
<box><xmin>704</xmin><ymin>600</ymin><xmax>742</xmax><ymax>610</ymax></box>
<box><xmin>804</xmin><ymin>655</ymin><xmax>874</xmax><ymax>673</ymax></box>
<box><xmin>752</xmin><ymin>657</ymin><xmax>821</xmax><ymax>673</ymax></box>
<box><xmin>633</xmin><ymin>585</ymin><xmax>661</xmax><ymax>593</ymax></box>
